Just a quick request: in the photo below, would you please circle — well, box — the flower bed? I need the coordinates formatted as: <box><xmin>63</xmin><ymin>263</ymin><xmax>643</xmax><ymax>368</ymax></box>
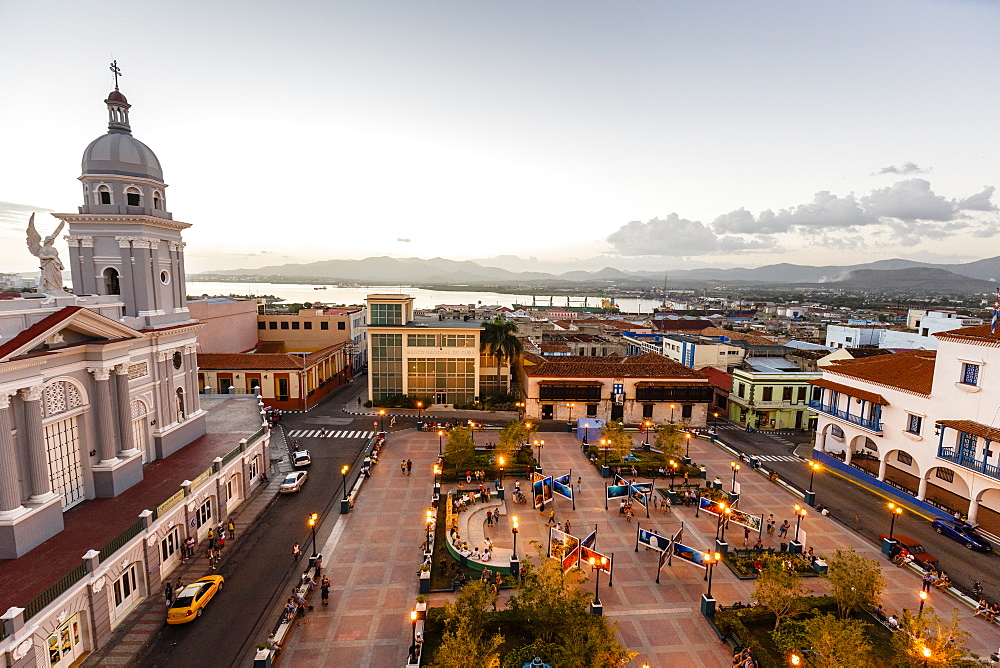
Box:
<box><xmin>724</xmin><ymin>550</ymin><xmax>819</xmax><ymax>579</ymax></box>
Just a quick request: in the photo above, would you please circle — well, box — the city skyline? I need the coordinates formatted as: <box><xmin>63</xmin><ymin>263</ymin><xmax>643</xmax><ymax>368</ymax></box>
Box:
<box><xmin>0</xmin><ymin>0</ymin><xmax>997</xmax><ymax>275</ymax></box>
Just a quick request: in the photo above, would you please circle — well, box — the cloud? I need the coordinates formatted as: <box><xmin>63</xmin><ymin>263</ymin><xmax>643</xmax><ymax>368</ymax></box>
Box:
<box><xmin>606</xmin><ymin>214</ymin><xmax>775</xmax><ymax>257</ymax></box>
<box><xmin>397</xmin><ymin>238</ymin><xmax>411</xmax><ymax>243</ymax></box>
<box><xmin>0</xmin><ymin>201</ymin><xmax>53</xmax><ymax>231</ymax></box>
<box><xmin>876</xmin><ymin>162</ymin><xmax>926</xmax><ymax>175</ymax></box>
<box><xmin>860</xmin><ymin>179</ymin><xmax>954</xmax><ymax>221</ymax></box>
<box><xmin>957</xmin><ymin>186</ymin><xmax>998</xmax><ymax>212</ymax></box>
<box><xmin>714</xmin><ymin>192</ymin><xmax>876</xmax><ymax>235</ymax></box>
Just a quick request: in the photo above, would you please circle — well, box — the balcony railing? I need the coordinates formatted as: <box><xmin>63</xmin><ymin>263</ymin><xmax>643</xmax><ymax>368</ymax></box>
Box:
<box><xmin>938</xmin><ymin>446</ymin><xmax>1000</xmax><ymax>480</ymax></box>
<box><xmin>808</xmin><ymin>400</ymin><xmax>882</xmax><ymax>433</ymax></box>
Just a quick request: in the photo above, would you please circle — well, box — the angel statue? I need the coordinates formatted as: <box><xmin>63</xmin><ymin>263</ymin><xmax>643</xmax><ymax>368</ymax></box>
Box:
<box><xmin>26</xmin><ymin>213</ymin><xmax>67</xmax><ymax>294</ymax></box>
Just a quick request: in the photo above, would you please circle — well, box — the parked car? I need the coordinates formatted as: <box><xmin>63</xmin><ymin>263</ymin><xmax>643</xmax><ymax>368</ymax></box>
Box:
<box><xmin>167</xmin><ymin>576</ymin><xmax>224</xmax><ymax>625</ymax></box>
<box><xmin>292</xmin><ymin>450</ymin><xmax>312</xmax><ymax>467</ymax></box>
<box><xmin>931</xmin><ymin>519</ymin><xmax>992</xmax><ymax>551</ymax></box>
<box><xmin>878</xmin><ymin>533</ymin><xmax>939</xmax><ymax>569</ymax></box>
<box><xmin>279</xmin><ymin>470</ymin><xmax>308</xmax><ymax>494</ymax></box>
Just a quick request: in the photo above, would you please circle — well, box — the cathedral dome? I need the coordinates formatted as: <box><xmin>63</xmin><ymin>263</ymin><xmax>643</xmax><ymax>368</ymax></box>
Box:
<box><xmin>82</xmin><ymin>133</ymin><xmax>163</xmax><ymax>181</ymax></box>
<box><xmin>81</xmin><ymin>90</ymin><xmax>163</xmax><ymax>182</ymax></box>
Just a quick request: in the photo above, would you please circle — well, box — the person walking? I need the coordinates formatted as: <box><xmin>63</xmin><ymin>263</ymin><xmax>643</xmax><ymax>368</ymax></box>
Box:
<box><xmin>228</xmin><ymin>519</ymin><xmax>236</xmax><ymax>539</ymax></box>
<box><xmin>766</xmin><ymin>515</ymin><xmax>776</xmax><ymax>537</ymax></box>
<box><xmin>401</xmin><ymin>459</ymin><xmax>406</xmax><ymax>475</ymax></box>
<box><xmin>406</xmin><ymin>459</ymin><xmax>412</xmax><ymax>476</ymax></box>
<box><xmin>487</xmin><ymin>511</ymin><xmax>494</xmax><ymax>527</ymax></box>
<box><xmin>207</xmin><ymin>527</ymin><xmax>216</xmax><ymax>550</ymax></box>
<box><xmin>164</xmin><ymin>581</ymin><xmax>174</xmax><ymax>608</ymax></box>
<box><xmin>778</xmin><ymin>520</ymin><xmax>790</xmax><ymax>539</ymax></box>
<box><xmin>321</xmin><ymin>576</ymin><xmax>331</xmax><ymax>606</ymax></box>
<box><xmin>576</xmin><ymin>476</ymin><xmax>582</xmax><ymax>493</ymax></box>
<box><xmin>292</xmin><ymin>542</ymin><xmax>301</xmax><ymax>563</ymax></box>
<box><xmin>564</xmin><ymin>519</ymin><xmax>571</xmax><ymax>534</ymax></box>
<box><xmin>743</xmin><ymin>526</ymin><xmax>751</xmax><ymax>547</ymax></box>
<box><xmin>547</xmin><ymin>509</ymin><xmax>556</xmax><ymax>524</ymax></box>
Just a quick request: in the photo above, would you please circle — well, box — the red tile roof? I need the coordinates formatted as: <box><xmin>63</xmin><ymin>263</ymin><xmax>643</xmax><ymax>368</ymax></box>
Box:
<box><xmin>699</xmin><ymin>367</ymin><xmax>733</xmax><ymax>392</ymax></box>
<box><xmin>934</xmin><ymin>323</ymin><xmax>1000</xmax><ymax>347</ymax></box>
<box><xmin>811</xmin><ymin>378</ymin><xmax>888</xmax><ymax>405</ymax></box>
<box><xmin>698</xmin><ymin>327</ymin><xmax>776</xmax><ymax>346</ymax></box>
<box><xmin>651</xmin><ymin>318</ymin><xmax>713</xmax><ymax>332</ymax></box>
<box><xmin>524</xmin><ymin>352</ymin><xmax>708</xmax><ymax>380</ymax></box>
<box><xmin>824</xmin><ymin>349</ymin><xmax>936</xmax><ymax>396</ymax></box>
<box><xmin>0</xmin><ymin>306</ymin><xmax>85</xmax><ymax>360</ymax></box>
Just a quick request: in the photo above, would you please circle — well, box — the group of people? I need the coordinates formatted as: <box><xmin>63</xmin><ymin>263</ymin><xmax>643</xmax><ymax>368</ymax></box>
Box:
<box><xmin>399</xmin><ymin>459</ymin><xmax>413</xmax><ymax>475</ymax></box>
<box><xmin>732</xmin><ymin>647</ymin><xmax>757</xmax><ymax>668</ymax></box>
<box><xmin>465</xmin><ymin>469</ymin><xmax>489</xmax><ymax>483</ymax></box>
<box><xmin>974</xmin><ymin>599</ymin><xmax>1000</xmax><ymax>622</ymax></box>
<box><xmin>921</xmin><ymin>568</ymin><xmax>952</xmax><ymax>591</ymax></box>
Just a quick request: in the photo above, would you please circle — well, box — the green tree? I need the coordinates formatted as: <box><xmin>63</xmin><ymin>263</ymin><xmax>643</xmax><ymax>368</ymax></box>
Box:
<box><xmin>826</xmin><ymin>548</ymin><xmax>885</xmax><ymax>619</ymax></box>
<box><xmin>505</xmin><ymin>547</ymin><xmax>636</xmax><ymax>665</ymax></box>
<box><xmin>654</xmin><ymin>422</ymin><xmax>685</xmax><ymax>460</ymax></box>
<box><xmin>891</xmin><ymin>607</ymin><xmax>976</xmax><ymax>667</ymax></box>
<box><xmin>431</xmin><ymin>581</ymin><xmax>504</xmax><ymax>668</ymax></box>
<box><xmin>773</xmin><ymin>614</ymin><xmax>873</xmax><ymax>668</ymax></box>
<box><xmin>497</xmin><ymin>419</ymin><xmax>536</xmax><ymax>463</ymax></box>
<box><xmin>753</xmin><ymin>561</ymin><xmax>810</xmax><ymax>630</ymax></box>
<box><xmin>481</xmin><ymin>317</ymin><xmax>523</xmax><ymax>397</ymax></box>
<box><xmin>445</xmin><ymin>427</ymin><xmax>475</xmax><ymax>472</ymax></box>
<box><xmin>600</xmin><ymin>420</ymin><xmax>634</xmax><ymax>462</ymax></box>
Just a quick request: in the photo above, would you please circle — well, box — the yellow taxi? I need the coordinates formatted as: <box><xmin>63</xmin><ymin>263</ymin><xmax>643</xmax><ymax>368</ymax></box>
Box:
<box><xmin>166</xmin><ymin>575</ymin><xmax>224</xmax><ymax>624</ymax></box>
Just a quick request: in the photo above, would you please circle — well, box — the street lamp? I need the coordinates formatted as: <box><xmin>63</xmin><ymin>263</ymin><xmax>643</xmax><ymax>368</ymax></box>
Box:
<box><xmin>515</xmin><ymin>401</ymin><xmax>525</xmax><ymax>419</ymax></box>
<box><xmin>685</xmin><ymin>432</ymin><xmax>692</xmax><ymax>459</ymax></box>
<box><xmin>921</xmin><ymin>646</ymin><xmax>931</xmax><ymax>667</ymax></box>
<box><xmin>730</xmin><ymin>461</ymin><xmax>741</xmax><ymax>493</ymax></box>
<box><xmin>469</xmin><ymin>420</ymin><xmax>476</xmax><ymax>444</ymax></box>
<box><xmin>713</xmin><ymin>411</ymin><xmax>719</xmax><ymax>431</ymax></box>
<box><xmin>533</xmin><ymin>439</ymin><xmax>544</xmax><ymax>468</ymax></box>
<box><xmin>433</xmin><ymin>463</ymin><xmax>442</xmax><ymax>485</ymax></box>
<box><xmin>415</xmin><ymin>401</ymin><xmax>423</xmax><ymax>421</ymax></box>
<box><xmin>670</xmin><ymin>403</ymin><xmax>677</xmax><ymax>423</ymax></box>
<box><xmin>790</xmin><ymin>655</ymin><xmax>801</xmax><ymax>667</ymax></box>
<box><xmin>438</xmin><ymin>429</ymin><xmax>445</xmax><ymax>456</ymax></box>
<box><xmin>601</xmin><ymin>438</ymin><xmax>610</xmax><ymax>465</ymax></box>
<box><xmin>567</xmin><ymin>402</ymin><xmax>575</xmax><ymax>424</ymax></box>
<box><xmin>919</xmin><ymin>589</ymin><xmax>928</xmax><ymax>616</ymax></box>
<box><xmin>888</xmin><ymin>502</ymin><xmax>903</xmax><ymax>541</ymax></box>
<box><xmin>588</xmin><ymin>555</ymin><xmax>608</xmax><ymax>613</ymax></box>
<box><xmin>378</xmin><ymin>408</ymin><xmax>386</xmax><ymax>433</ymax></box>
<box><xmin>511</xmin><ymin>515</ymin><xmax>519</xmax><ymax>557</ymax></box>
<box><xmin>425</xmin><ymin>509</ymin><xmax>434</xmax><ymax>552</ymax></box>
<box><xmin>308</xmin><ymin>512</ymin><xmax>319</xmax><ymax>557</ymax></box>
<box><xmin>410</xmin><ymin>609</ymin><xmax>417</xmax><ymax>646</ymax></box>
<box><xmin>643</xmin><ymin>420</ymin><xmax>653</xmax><ymax>445</ymax></box>
<box><xmin>497</xmin><ymin>456</ymin><xmax>505</xmax><ymax>484</ymax></box>
<box><xmin>714</xmin><ymin>502</ymin><xmax>729</xmax><ymax>541</ymax></box>
<box><xmin>669</xmin><ymin>459</ymin><xmax>678</xmax><ymax>489</ymax></box>
<box><xmin>704</xmin><ymin>551</ymin><xmax>722</xmax><ymax>595</ymax></box>
<box><xmin>340</xmin><ymin>465</ymin><xmax>350</xmax><ymax>500</ymax></box>
<box><xmin>718</xmin><ymin>506</ymin><xmax>733</xmax><ymax>545</ymax></box>
<box><xmin>793</xmin><ymin>504</ymin><xmax>808</xmax><ymax>542</ymax></box>
<box><xmin>582</xmin><ymin>422</ymin><xmax>590</xmax><ymax>447</ymax></box>
<box><xmin>805</xmin><ymin>461</ymin><xmax>821</xmax><ymax>506</ymax></box>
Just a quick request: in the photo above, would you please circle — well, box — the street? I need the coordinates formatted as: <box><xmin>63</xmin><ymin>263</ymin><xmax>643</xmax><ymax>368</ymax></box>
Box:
<box><xmin>136</xmin><ymin>382</ymin><xmax>373</xmax><ymax>667</ymax></box>
<box><xmin>714</xmin><ymin>423</ymin><xmax>998</xmax><ymax>600</ymax></box>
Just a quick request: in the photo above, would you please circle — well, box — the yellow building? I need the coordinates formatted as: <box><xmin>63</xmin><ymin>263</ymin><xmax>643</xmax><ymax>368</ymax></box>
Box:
<box><xmin>257</xmin><ymin>306</ymin><xmax>366</xmax><ymax>368</ymax></box>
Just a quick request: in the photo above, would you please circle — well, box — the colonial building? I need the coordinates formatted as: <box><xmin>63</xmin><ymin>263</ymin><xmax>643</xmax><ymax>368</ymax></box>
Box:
<box><xmin>812</xmin><ymin>324</ymin><xmax>1000</xmax><ymax>534</ymax></box>
<box><xmin>521</xmin><ymin>352</ymin><xmax>712</xmax><ymax>426</ymax></box>
<box><xmin>257</xmin><ymin>305</ymin><xmax>366</xmax><ymax>368</ymax></box>
<box><xmin>728</xmin><ymin>358</ymin><xmax>820</xmax><ymax>431</ymax></box>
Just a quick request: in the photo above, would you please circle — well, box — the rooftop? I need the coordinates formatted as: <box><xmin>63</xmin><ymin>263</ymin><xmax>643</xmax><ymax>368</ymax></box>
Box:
<box><xmin>0</xmin><ymin>396</ymin><xmax>262</xmax><ymax>613</ymax></box>
<box><xmin>824</xmin><ymin>349</ymin><xmax>937</xmax><ymax>396</ymax></box>
<box><xmin>935</xmin><ymin>323</ymin><xmax>1000</xmax><ymax>347</ymax></box>
<box><xmin>523</xmin><ymin>351</ymin><xmax>708</xmax><ymax>380</ymax></box>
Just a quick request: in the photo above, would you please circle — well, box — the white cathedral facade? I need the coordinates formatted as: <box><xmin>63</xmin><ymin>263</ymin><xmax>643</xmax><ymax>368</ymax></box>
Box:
<box><xmin>0</xmin><ymin>87</ymin><xmax>206</xmax><ymax>558</ymax></box>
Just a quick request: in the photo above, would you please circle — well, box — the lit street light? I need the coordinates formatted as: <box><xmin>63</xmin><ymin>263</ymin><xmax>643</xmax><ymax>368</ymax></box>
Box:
<box><xmin>438</xmin><ymin>429</ymin><xmax>445</xmax><ymax>456</ymax></box>
<box><xmin>670</xmin><ymin>403</ymin><xmax>677</xmax><ymax>423</ymax></box>
<box><xmin>704</xmin><ymin>551</ymin><xmax>722</xmax><ymax>595</ymax></box>
<box><xmin>588</xmin><ymin>555</ymin><xmax>608</xmax><ymax>614</ymax></box>
<box><xmin>921</xmin><ymin>646</ymin><xmax>931</xmax><ymax>667</ymax></box>
<box><xmin>533</xmin><ymin>439</ymin><xmax>544</xmax><ymax>468</ymax></box>
<box><xmin>713</xmin><ymin>411</ymin><xmax>719</xmax><ymax>431</ymax></box>
<box><xmin>805</xmin><ymin>461</ymin><xmax>820</xmax><ymax>505</ymax></box>
<box><xmin>685</xmin><ymin>432</ymin><xmax>692</xmax><ymax>459</ymax></box>
<box><xmin>378</xmin><ymin>408</ymin><xmax>386</xmax><ymax>433</ymax></box>
<box><xmin>415</xmin><ymin>401</ymin><xmax>423</xmax><ymax>421</ymax></box>
<box><xmin>410</xmin><ymin>609</ymin><xmax>417</xmax><ymax>646</ymax></box>
<box><xmin>888</xmin><ymin>502</ymin><xmax>903</xmax><ymax>541</ymax></box>
<box><xmin>567</xmin><ymin>402</ymin><xmax>575</xmax><ymax>424</ymax></box>
<box><xmin>469</xmin><ymin>420</ymin><xmax>476</xmax><ymax>444</ymax></box>
<box><xmin>643</xmin><ymin>419</ymin><xmax>653</xmax><ymax>445</ymax></box>
<box><xmin>601</xmin><ymin>438</ymin><xmax>610</xmax><ymax>465</ymax></box>
<box><xmin>511</xmin><ymin>516</ymin><xmax>519</xmax><ymax>557</ymax></box>
<box><xmin>425</xmin><ymin>509</ymin><xmax>434</xmax><ymax>552</ymax></box>
<box><xmin>307</xmin><ymin>512</ymin><xmax>319</xmax><ymax>557</ymax></box>
<box><xmin>793</xmin><ymin>504</ymin><xmax>808</xmax><ymax>542</ymax></box>
<box><xmin>433</xmin><ymin>463</ymin><xmax>442</xmax><ymax>485</ymax></box>
<box><xmin>730</xmin><ymin>461</ymin><xmax>741</xmax><ymax>493</ymax></box>
<box><xmin>668</xmin><ymin>459</ymin><xmax>678</xmax><ymax>489</ymax></box>
<box><xmin>919</xmin><ymin>589</ymin><xmax>928</xmax><ymax>616</ymax></box>
<box><xmin>497</xmin><ymin>456</ymin><xmax>505</xmax><ymax>484</ymax></box>
<box><xmin>340</xmin><ymin>465</ymin><xmax>350</xmax><ymax>500</ymax></box>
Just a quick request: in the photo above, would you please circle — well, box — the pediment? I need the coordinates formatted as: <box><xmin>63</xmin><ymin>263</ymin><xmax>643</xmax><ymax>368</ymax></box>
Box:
<box><xmin>0</xmin><ymin>306</ymin><xmax>143</xmax><ymax>363</ymax></box>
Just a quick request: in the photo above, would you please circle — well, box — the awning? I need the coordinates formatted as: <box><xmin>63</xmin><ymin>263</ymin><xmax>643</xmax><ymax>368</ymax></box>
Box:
<box><xmin>538</xmin><ymin>380</ymin><xmax>604</xmax><ymax>387</ymax></box>
<box><xmin>811</xmin><ymin>378</ymin><xmax>888</xmax><ymax>405</ymax></box>
<box><xmin>936</xmin><ymin>420</ymin><xmax>1000</xmax><ymax>442</ymax></box>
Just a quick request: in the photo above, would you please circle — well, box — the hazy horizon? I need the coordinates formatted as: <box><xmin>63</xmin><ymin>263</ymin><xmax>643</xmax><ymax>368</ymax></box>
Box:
<box><xmin>1</xmin><ymin>1</ymin><xmax>997</xmax><ymax>276</ymax></box>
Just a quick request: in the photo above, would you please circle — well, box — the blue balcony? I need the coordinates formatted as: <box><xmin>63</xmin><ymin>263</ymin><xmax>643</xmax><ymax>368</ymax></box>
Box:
<box><xmin>938</xmin><ymin>446</ymin><xmax>1000</xmax><ymax>481</ymax></box>
<box><xmin>808</xmin><ymin>400</ymin><xmax>883</xmax><ymax>433</ymax></box>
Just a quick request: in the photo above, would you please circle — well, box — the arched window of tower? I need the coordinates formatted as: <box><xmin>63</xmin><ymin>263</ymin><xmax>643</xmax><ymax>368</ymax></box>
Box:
<box><xmin>153</xmin><ymin>190</ymin><xmax>161</xmax><ymax>209</ymax></box>
<box><xmin>103</xmin><ymin>267</ymin><xmax>120</xmax><ymax>295</ymax></box>
<box><xmin>126</xmin><ymin>187</ymin><xmax>141</xmax><ymax>207</ymax></box>
<box><xmin>98</xmin><ymin>185</ymin><xmax>111</xmax><ymax>205</ymax></box>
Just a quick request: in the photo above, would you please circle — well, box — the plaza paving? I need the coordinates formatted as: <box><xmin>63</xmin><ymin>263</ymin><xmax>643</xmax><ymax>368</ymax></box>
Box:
<box><xmin>280</xmin><ymin>428</ymin><xmax>1000</xmax><ymax>666</ymax></box>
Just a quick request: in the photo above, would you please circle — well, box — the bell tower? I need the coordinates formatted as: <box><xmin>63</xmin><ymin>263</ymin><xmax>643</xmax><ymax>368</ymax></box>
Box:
<box><xmin>55</xmin><ymin>84</ymin><xmax>192</xmax><ymax>331</ymax></box>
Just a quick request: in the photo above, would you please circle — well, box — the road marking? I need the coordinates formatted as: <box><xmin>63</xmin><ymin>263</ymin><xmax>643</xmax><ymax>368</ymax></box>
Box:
<box><xmin>754</xmin><ymin>454</ymin><xmax>803</xmax><ymax>462</ymax></box>
<box><xmin>286</xmin><ymin>429</ymin><xmax>375</xmax><ymax>439</ymax></box>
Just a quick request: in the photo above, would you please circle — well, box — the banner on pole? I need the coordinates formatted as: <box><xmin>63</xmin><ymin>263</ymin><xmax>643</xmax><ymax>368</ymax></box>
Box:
<box><xmin>729</xmin><ymin>508</ymin><xmax>762</xmax><ymax>532</ymax></box>
<box><xmin>672</xmin><ymin>542</ymin><xmax>710</xmax><ymax>569</ymax></box>
<box><xmin>698</xmin><ymin>495</ymin><xmax>726</xmax><ymax>516</ymax></box>
<box><xmin>552</xmin><ymin>474</ymin><xmax>574</xmax><ymax>502</ymax></box>
<box><xmin>606</xmin><ymin>484</ymin><xmax>629</xmax><ymax>501</ymax></box>
<box><xmin>638</xmin><ymin>528</ymin><xmax>671</xmax><ymax>552</ymax></box>
<box><xmin>629</xmin><ymin>486</ymin><xmax>648</xmax><ymax>507</ymax></box>
<box><xmin>532</xmin><ymin>476</ymin><xmax>553</xmax><ymax>509</ymax></box>
<box><xmin>548</xmin><ymin>528</ymin><xmax>580</xmax><ymax>572</ymax></box>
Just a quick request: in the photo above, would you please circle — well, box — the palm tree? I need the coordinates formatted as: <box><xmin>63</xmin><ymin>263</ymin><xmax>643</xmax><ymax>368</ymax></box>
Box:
<box><xmin>481</xmin><ymin>316</ymin><xmax>523</xmax><ymax>398</ymax></box>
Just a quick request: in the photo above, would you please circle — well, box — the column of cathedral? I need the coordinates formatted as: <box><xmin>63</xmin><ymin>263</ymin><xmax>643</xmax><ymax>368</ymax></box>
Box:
<box><xmin>148</xmin><ymin>239</ymin><xmax>162</xmax><ymax>313</ymax></box>
<box><xmin>0</xmin><ymin>391</ymin><xmax>25</xmax><ymax>518</ymax></box>
<box><xmin>21</xmin><ymin>386</ymin><xmax>53</xmax><ymax>501</ymax></box>
<box><xmin>116</xmin><ymin>236</ymin><xmax>138</xmax><ymax>314</ymax></box>
<box><xmin>89</xmin><ymin>367</ymin><xmax>120</xmax><ymax>465</ymax></box>
<box><xmin>184</xmin><ymin>345</ymin><xmax>199</xmax><ymax>412</ymax></box>
<box><xmin>115</xmin><ymin>365</ymin><xmax>137</xmax><ymax>454</ymax></box>
<box><xmin>158</xmin><ymin>352</ymin><xmax>174</xmax><ymax>425</ymax></box>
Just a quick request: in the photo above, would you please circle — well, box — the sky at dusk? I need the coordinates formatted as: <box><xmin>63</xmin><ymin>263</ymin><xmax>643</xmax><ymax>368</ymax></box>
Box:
<box><xmin>0</xmin><ymin>0</ymin><xmax>997</xmax><ymax>275</ymax></box>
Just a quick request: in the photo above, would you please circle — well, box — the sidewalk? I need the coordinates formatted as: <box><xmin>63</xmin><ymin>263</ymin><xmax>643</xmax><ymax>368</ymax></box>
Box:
<box><xmin>82</xmin><ymin>460</ymin><xmax>292</xmax><ymax>666</ymax></box>
<box><xmin>278</xmin><ymin>429</ymin><xmax>1000</xmax><ymax>666</ymax></box>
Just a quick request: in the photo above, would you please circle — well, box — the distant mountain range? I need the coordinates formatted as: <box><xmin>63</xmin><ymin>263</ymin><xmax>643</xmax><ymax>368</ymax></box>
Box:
<box><xmin>197</xmin><ymin>255</ymin><xmax>1000</xmax><ymax>294</ymax></box>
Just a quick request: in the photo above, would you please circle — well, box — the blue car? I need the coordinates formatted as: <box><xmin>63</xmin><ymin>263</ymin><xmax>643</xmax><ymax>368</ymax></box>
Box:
<box><xmin>931</xmin><ymin>519</ymin><xmax>992</xmax><ymax>551</ymax></box>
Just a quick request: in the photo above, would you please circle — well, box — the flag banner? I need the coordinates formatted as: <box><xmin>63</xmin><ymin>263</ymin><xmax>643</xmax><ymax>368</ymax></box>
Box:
<box><xmin>631</xmin><ymin>482</ymin><xmax>652</xmax><ymax>492</ymax></box>
<box><xmin>552</xmin><ymin>477</ymin><xmax>574</xmax><ymax>501</ymax></box>
<box><xmin>580</xmin><ymin>545</ymin><xmax>612</xmax><ymax>574</ymax></box>
<box><xmin>606</xmin><ymin>484</ymin><xmax>630</xmax><ymax>501</ymax></box>
<box><xmin>581</xmin><ymin>529</ymin><xmax>597</xmax><ymax>549</ymax></box>
<box><xmin>533</xmin><ymin>477</ymin><xmax>552</xmax><ymax>509</ymax></box>
<box><xmin>729</xmin><ymin>508</ymin><xmax>762</xmax><ymax>532</ymax></box>
<box><xmin>992</xmin><ymin>288</ymin><xmax>999</xmax><ymax>335</ymax></box>
<box><xmin>638</xmin><ymin>527</ymin><xmax>671</xmax><ymax>552</ymax></box>
<box><xmin>672</xmin><ymin>542</ymin><xmax>710</xmax><ymax>569</ymax></box>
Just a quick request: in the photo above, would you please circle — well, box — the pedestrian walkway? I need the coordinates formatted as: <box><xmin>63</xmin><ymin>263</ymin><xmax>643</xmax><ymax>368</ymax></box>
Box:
<box><xmin>752</xmin><ymin>454</ymin><xmax>803</xmax><ymax>462</ymax></box>
<box><xmin>286</xmin><ymin>429</ymin><xmax>376</xmax><ymax>439</ymax></box>
<box><xmin>278</xmin><ymin>428</ymin><xmax>1000</xmax><ymax>666</ymax></box>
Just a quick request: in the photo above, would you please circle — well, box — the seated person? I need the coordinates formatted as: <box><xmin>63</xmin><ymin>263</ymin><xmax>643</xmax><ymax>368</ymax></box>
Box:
<box><xmin>892</xmin><ymin>548</ymin><xmax>909</xmax><ymax>565</ymax></box>
<box><xmin>974</xmin><ymin>599</ymin><xmax>990</xmax><ymax>618</ymax></box>
<box><xmin>989</xmin><ymin>602</ymin><xmax>1000</xmax><ymax>622</ymax></box>
<box><xmin>472</xmin><ymin>547</ymin><xmax>481</xmax><ymax>560</ymax></box>
<box><xmin>933</xmin><ymin>572</ymin><xmax>951</xmax><ymax>589</ymax></box>
<box><xmin>266</xmin><ymin>633</ymin><xmax>282</xmax><ymax>651</ymax></box>
<box><xmin>873</xmin><ymin>604</ymin><xmax>887</xmax><ymax>622</ymax></box>
<box><xmin>887</xmin><ymin>615</ymin><xmax>900</xmax><ymax>629</ymax></box>
<box><xmin>482</xmin><ymin>549</ymin><xmax>492</xmax><ymax>562</ymax></box>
